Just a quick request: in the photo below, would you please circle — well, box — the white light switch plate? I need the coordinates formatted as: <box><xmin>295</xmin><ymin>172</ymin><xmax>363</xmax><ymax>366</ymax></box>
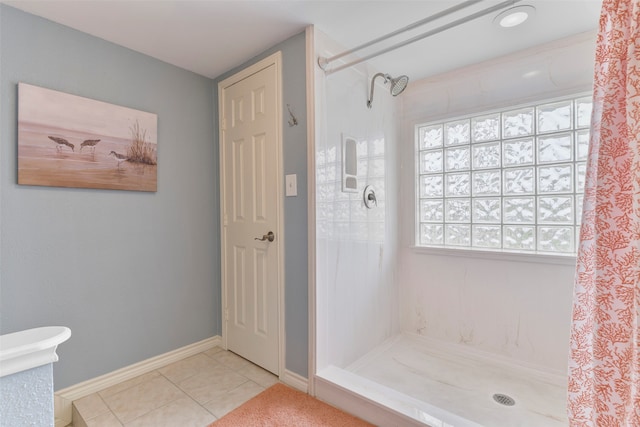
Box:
<box><xmin>285</xmin><ymin>174</ymin><xmax>297</xmax><ymax>196</ymax></box>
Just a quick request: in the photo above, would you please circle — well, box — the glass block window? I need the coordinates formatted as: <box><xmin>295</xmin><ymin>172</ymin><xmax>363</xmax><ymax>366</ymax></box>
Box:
<box><xmin>416</xmin><ymin>95</ymin><xmax>592</xmax><ymax>254</ymax></box>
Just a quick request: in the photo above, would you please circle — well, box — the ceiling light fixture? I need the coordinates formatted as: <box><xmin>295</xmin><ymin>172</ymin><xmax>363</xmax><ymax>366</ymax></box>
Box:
<box><xmin>495</xmin><ymin>5</ymin><xmax>535</xmax><ymax>28</ymax></box>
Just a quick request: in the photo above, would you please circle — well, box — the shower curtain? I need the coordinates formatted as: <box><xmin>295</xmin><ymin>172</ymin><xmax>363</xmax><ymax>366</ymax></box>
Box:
<box><xmin>567</xmin><ymin>0</ymin><xmax>640</xmax><ymax>425</ymax></box>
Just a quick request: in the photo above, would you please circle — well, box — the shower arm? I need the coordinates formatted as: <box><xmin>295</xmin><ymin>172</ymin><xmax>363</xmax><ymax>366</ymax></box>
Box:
<box><xmin>319</xmin><ymin>0</ymin><xmax>521</xmax><ymax>75</ymax></box>
<box><xmin>367</xmin><ymin>73</ymin><xmax>389</xmax><ymax>109</ymax></box>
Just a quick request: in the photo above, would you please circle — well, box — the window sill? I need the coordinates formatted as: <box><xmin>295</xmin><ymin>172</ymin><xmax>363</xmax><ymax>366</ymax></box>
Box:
<box><xmin>410</xmin><ymin>245</ymin><xmax>577</xmax><ymax>266</ymax></box>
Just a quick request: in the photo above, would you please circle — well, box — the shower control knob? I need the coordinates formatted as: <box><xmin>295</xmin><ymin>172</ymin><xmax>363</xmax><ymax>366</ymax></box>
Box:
<box><xmin>363</xmin><ymin>185</ymin><xmax>377</xmax><ymax>209</ymax></box>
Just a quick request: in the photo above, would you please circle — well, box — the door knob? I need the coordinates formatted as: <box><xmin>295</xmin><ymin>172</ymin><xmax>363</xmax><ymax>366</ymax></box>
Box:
<box><xmin>255</xmin><ymin>231</ymin><xmax>275</xmax><ymax>242</ymax></box>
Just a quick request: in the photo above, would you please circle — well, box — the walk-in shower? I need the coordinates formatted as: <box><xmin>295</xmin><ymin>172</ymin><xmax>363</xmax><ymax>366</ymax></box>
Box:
<box><xmin>311</xmin><ymin>1</ymin><xmax>595</xmax><ymax>426</ymax></box>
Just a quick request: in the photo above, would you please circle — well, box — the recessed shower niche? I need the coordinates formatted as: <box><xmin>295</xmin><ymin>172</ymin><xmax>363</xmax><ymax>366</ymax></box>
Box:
<box><xmin>341</xmin><ymin>134</ymin><xmax>358</xmax><ymax>193</ymax></box>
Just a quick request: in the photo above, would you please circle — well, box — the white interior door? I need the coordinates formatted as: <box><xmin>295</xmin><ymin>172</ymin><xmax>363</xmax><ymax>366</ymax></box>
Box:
<box><xmin>219</xmin><ymin>53</ymin><xmax>282</xmax><ymax>375</ymax></box>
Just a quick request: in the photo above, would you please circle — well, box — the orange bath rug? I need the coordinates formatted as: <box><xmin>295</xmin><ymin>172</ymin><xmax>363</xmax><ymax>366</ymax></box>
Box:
<box><xmin>209</xmin><ymin>383</ymin><xmax>375</xmax><ymax>427</ymax></box>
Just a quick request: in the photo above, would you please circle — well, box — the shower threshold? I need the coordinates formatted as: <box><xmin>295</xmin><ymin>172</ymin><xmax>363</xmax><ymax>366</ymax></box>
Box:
<box><xmin>316</xmin><ymin>365</ymin><xmax>480</xmax><ymax>427</ymax></box>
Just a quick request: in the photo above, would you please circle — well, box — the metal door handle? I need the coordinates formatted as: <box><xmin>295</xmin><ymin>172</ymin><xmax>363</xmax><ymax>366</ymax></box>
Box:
<box><xmin>255</xmin><ymin>231</ymin><xmax>275</xmax><ymax>242</ymax></box>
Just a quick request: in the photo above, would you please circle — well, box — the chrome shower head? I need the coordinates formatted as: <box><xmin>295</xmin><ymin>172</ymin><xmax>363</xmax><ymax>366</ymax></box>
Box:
<box><xmin>367</xmin><ymin>73</ymin><xmax>410</xmax><ymax>108</ymax></box>
<box><xmin>389</xmin><ymin>75</ymin><xmax>409</xmax><ymax>96</ymax></box>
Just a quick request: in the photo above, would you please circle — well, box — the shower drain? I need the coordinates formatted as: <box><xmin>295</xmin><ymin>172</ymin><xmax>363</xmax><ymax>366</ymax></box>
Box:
<box><xmin>492</xmin><ymin>393</ymin><xmax>516</xmax><ymax>406</ymax></box>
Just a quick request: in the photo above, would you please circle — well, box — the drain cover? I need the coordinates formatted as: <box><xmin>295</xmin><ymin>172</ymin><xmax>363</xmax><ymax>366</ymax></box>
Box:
<box><xmin>493</xmin><ymin>393</ymin><xmax>516</xmax><ymax>406</ymax></box>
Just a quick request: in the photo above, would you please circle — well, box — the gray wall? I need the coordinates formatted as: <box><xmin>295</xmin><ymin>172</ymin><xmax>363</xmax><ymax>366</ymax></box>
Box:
<box><xmin>0</xmin><ymin>5</ymin><xmax>219</xmax><ymax>389</ymax></box>
<box><xmin>213</xmin><ymin>32</ymin><xmax>309</xmax><ymax>378</ymax></box>
<box><xmin>0</xmin><ymin>5</ymin><xmax>309</xmax><ymax>388</ymax></box>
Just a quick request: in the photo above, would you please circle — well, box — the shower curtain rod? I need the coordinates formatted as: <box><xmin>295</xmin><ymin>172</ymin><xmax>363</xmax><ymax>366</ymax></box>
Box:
<box><xmin>318</xmin><ymin>0</ymin><xmax>522</xmax><ymax>75</ymax></box>
<box><xmin>317</xmin><ymin>0</ymin><xmax>484</xmax><ymax>70</ymax></box>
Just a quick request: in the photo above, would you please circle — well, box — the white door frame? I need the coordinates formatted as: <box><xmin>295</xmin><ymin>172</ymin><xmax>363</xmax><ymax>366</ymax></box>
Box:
<box><xmin>305</xmin><ymin>26</ymin><xmax>317</xmax><ymax>396</ymax></box>
<box><xmin>218</xmin><ymin>51</ymin><xmax>285</xmax><ymax>377</ymax></box>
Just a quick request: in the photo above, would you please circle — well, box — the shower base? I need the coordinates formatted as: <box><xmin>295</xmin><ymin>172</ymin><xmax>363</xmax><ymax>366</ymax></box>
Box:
<box><xmin>316</xmin><ymin>333</ymin><xmax>567</xmax><ymax>426</ymax></box>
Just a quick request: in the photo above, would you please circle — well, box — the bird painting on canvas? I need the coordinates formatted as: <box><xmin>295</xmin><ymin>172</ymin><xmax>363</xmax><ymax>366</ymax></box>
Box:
<box><xmin>80</xmin><ymin>139</ymin><xmax>100</xmax><ymax>153</ymax></box>
<box><xmin>48</xmin><ymin>136</ymin><xmax>74</xmax><ymax>152</ymax></box>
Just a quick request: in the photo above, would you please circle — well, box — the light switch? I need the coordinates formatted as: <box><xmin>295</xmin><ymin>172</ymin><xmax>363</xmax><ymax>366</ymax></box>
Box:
<box><xmin>285</xmin><ymin>174</ymin><xmax>297</xmax><ymax>197</ymax></box>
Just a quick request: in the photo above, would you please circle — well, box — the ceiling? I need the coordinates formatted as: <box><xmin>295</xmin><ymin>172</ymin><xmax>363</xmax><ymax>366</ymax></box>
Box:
<box><xmin>4</xmin><ymin>0</ymin><xmax>603</xmax><ymax>81</ymax></box>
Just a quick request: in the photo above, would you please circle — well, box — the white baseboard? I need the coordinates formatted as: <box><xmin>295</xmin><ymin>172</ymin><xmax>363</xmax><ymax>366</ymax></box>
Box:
<box><xmin>54</xmin><ymin>336</ymin><xmax>220</xmax><ymax>427</ymax></box>
<box><xmin>280</xmin><ymin>369</ymin><xmax>308</xmax><ymax>393</ymax></box>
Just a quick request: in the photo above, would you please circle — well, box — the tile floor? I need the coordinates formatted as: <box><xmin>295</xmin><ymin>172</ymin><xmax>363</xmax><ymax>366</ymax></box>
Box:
<box><xmin>70</xmin><ymin>346</ymin><xmax>279</xmax><ymax>427</ymax></box>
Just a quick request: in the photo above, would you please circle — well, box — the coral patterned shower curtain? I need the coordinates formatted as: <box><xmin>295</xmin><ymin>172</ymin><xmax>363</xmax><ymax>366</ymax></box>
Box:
<box><xmin>567</xmin><ymin>0</ymin><xmax>640</xmax><ymax>425</ymax></box>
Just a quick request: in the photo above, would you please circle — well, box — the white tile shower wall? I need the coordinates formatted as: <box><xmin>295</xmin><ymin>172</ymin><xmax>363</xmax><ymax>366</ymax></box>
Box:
<box><xmin>398</xmin><ymin>32</ymin><xmax>597</xmax><ymax>374</ymax></box>
<box><xmin>315</xmin><ymin>28</ymin><xmax>400</xmax><ymax>371</ymax></box>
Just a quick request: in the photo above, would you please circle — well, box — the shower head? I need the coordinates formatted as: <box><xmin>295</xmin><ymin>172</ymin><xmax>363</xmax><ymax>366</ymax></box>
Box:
<box><xmin>367</xmin><ymin>73</ymin><xmax>410</xmax><ymax>108</ymax></box>
<box><xmin>389</xmin><ymin>74</ymin><xmax>409</xmax><ymax>96</ymax></box>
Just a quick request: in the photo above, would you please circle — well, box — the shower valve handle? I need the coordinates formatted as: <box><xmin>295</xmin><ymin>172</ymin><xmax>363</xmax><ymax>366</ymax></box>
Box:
<box><xmin>363</xmin><ymin>185</ymin><xmax>377</xmax><ymax>209</ymax></box>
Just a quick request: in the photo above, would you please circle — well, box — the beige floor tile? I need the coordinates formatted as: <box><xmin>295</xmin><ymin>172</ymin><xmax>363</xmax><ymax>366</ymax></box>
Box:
<box><xmin>73</xmin><ymin>393</ymin><xmax>111</xmax><ymax>420</ymax></box>
<box><xmin>102</xmin><ymin>375</ymin><xmax>186</xmax><ymax>423</ymax></box>
<box><xmin>72</xmin><ymin>350</ymin><xmax>275</xmax><ymax>427</ymax></box>
<box><xmin>237</xmin><ymin>363</ymin><xmax>279</xmax><ymax>388</ymax></box>
<box><xmin>158</xmin><ymin>353</ymin><xmax>221</xmax><ymax>383</ymax></box>
<box><xmin>178</xmin><ymin>366</ymin><xmax>249</xmax><ymax>404</ymax></box>
<box><xmin>208</xmin><ymin>350</ymin><xmax>252</xmax><ymax>370</ymax></box>
<box><xmin>84</xmin><ymin>411</ymin><xmax>124</xmax><ymax>427</ymax></box>
<box><xmin>177</xmin><ymin>360</ymin><xmax>231</xmax><ymax>380</ymax></box>
<box><xmin>202</xmin><ymin>381</ymin><xmax>264</xmax><ymax>418</ymax></box>
<box><xmin>99</xmin><ymin>372</ymin><xmax>161</xmax><ymax>399</ymax></box>
<box><xmin>72</xmin><ymin>408</ymin><xmax>88</xmax><ymax>427</ymax></box>
<box><xmin>203</xmin><ymin>346</ymin><xmax>224</xmax><ymax>358</ymax></box>
<box><xmin>124</xmin><ymin>396</ymin><xmax>216</xmax><ymax>427</ymax></box>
